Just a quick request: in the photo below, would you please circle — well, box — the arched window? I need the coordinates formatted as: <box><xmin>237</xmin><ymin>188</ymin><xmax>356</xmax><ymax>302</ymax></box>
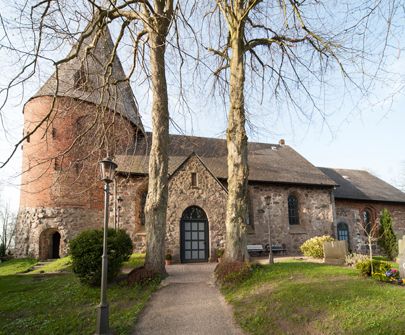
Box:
<box><xmin>140</xmin><ymin>191</ymin><xmax>147</xmax><ymax>225</ymax></box>
<box><xmin>362</xmin><ymin>208</ymin><xmax>373</xmax><ymax>235</ymax></box>
<box><xmin>337</xmin><ymin>222</ymin><xmax>349</xmax><ymax>242</ymax></box>
<box><xmin>288</xmin><ymin>195</ymin><xmax>299</xmax><ymax>225</ymax></box>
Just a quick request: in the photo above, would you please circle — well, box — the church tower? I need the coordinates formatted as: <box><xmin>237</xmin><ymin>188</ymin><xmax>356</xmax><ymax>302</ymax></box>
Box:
<box><xmin>15</xmin><ymin>25</ymin><xmax>144</xmax><ymax>259</ymax></box>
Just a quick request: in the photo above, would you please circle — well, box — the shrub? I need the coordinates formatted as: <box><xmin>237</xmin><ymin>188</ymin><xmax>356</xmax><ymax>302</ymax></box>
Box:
<box><xmin>378</xmin><ymin>209</ymin><xmax>398</xmax><ymax>260</ymax></box>
<box><xmin>69</xmin><ymin>229</ymin><xmax>132</xmax><ymax>286</ymax></box>
<box><xmin>355</xmin><ymin>259</ymin><xmax>391</xmax><ymax>277</ymax></box>
<box><xmin>214</xmin><ymin>261</ymin><xmax>252</xmax><ymax>285</ymax></box>
<box><xmin>300</xmin><ymin>235</ymin><xmax>334</xmax><ymax>258</ymax></box>
<box><xmin>0</xmin><ymin>244</ymin><xmax>6</xmax><ymax>258</ymax></box>
<box><xmin>345</xmin><ymin>253</ymin><xmax>369</xmax><ymax>267</ymax></box>
<box><xmin>165</xmin><ymin>253</ymin><xmax>172</xmax><ymax>261</ymax></box>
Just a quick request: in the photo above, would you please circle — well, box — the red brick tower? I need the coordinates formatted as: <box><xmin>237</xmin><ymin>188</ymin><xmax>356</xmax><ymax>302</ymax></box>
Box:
<box><xmin>15</xmin><ymin>26</ymin><xmax>144</xmax><ymax>259</ymax></box>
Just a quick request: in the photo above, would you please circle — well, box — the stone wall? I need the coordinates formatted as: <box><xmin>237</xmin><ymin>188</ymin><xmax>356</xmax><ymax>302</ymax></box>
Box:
<box><xmin>335</xmin><ymin>199</ymin><xmax>405</xmax><ymax>253</ymax></box>
<box><xmin>166</xmin><ymin>155</ymin><xmax>227</xmax><ymax>262</ymax></box>
<box><xmin>248</xmin><ymin>183</ymin><xmax>334</xmax><ymax>254</ymax></box>
<box><xmin>115</xmin><ymin>175</ymin><xmax>148</xmax><ymax>251</ymax></box>
<box><xmin>15</xmin><ymin>207</ymin><xmax>102</xmax><ymax>259</ymax></box>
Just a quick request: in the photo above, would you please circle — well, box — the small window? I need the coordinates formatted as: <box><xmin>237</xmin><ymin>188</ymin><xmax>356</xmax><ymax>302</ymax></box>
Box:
<box><xmin>140</xmin><ymin>191</ymin><xmax>147</xmax><ymax>225</ymax></box>
<box><xmin>191</xmin><ymin>172</ymin><xmax>198</xmax><ymax>187</ymax></box>
<box><xmin>337</xmin><ymin>222</ymin><xmax>349</xmax><ymax>242</ymax></box>
<box><xmin>52</xmin><ymin>128</ymin><xmax>56</xmax><ymax>139</ymax></box>
<box><xmin>54</xmin><ymin>157</ymin><xmax>62</xmax><ymax>171</ymax></box>
<box><xmin>288</xmin><ymin>195</ymin><xmax>299</xmax><ymax>225</ymax></box>
<box><xmin>26</xmin><ymin>134</ymin><xmax>30</xmax><ymax>143</ymax></box>
<box><xmin>362</xmin><ymin>209</ymin><xmax>373</xmax><ymax>235</ymax></box>
<box><xmin>74</xmin><ymin>161</ymin><xmax>83</xmax><ymax>175</ymax></box>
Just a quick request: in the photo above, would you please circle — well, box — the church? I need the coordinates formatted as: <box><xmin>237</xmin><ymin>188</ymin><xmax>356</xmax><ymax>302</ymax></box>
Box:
<box><xmin>15</xmin><ymin>27</ymin><xmax>405</xmax><ymax>262</ymax></box>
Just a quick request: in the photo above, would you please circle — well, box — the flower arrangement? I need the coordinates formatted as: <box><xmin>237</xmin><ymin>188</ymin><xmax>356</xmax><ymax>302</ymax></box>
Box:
<box><xmin>385</xmin><ymin>268</ymin><xmax>399</xmax><ymax>280</ymax></box>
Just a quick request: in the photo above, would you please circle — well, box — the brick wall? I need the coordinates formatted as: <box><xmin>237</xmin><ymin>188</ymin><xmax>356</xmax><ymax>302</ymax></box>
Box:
<box><xmin>16</xmin><ymin>96</ymin><xmax>140</xmax><ymax>258</ymax></box>
<box><xmin>335</xmin><ymin>199</ymin><xmax>405</xmax><ymax>253</ymax></box>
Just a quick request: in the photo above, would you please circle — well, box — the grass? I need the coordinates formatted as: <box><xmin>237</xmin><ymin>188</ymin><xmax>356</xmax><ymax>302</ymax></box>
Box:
<box><xmin>122</xmin><ymin>253</ymin><xmax>146</xmax><ymax>269</ymax></box>
<box><xmin>0</xmin><ymin>258</ymin><xmax>37</xmax><ymax>276</ymax></box>
<box><xmin>222</xmin><ymin>260</ymin><xmax>405</xmax><ymax>335</ymax></box>
<box><xmin>30</xmin><ymin>256</ymin><xmax>73</xmax><ymax>274</ymax></box>
<box><xmin>0</xmin><ymin>254</ymin><xmax>158</xmax><ymax>335</ymax></box>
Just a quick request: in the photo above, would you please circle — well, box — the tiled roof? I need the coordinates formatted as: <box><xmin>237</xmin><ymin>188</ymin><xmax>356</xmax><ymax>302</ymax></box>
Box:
<box><xmin>31</xmin><ymin>25</ymin><xmax>143</xmax><ymax>131</ymax></box>
<box><xmin>116</xmin><ymin>133</ymin><xmax>337</xmax><ymax>187</ymax></box>
<box><xmin>319</xmin><ymin>167</ymin><xmax>405</xmax><ymax>203</ymax></box>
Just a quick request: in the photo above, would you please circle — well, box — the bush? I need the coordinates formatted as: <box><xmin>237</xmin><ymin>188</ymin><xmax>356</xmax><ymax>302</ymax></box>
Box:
<box><xmin>0</xmin><ymin>244</ymin><xmax>6</xmax><ymax>258</ymax></box>
<box><xmin>69</xmin><ymin>229</ymin><xmax>132</xmax><ymax>286</ymax></box>
<box><xmin>300</xmin><ymin>235</ymin><xmax>334</xmax><ymax>258</ymax></box>
<box><xmin>378</xmin><ymin>209</ymin><xmax>398</xmax><ymax>260</ymax></box>
<box><xmin>345</xmin><ymin>253</ymin><xmax>369</xmax><ymax>267</ymax></box>
<box><xmin>355</xmin><ymin>258</ymin><xmax>391</xmax><ymax>277</ymax></box>
<box><xmin>214</xmin><ymin>261</ymin><xmax>252</xmax><ymax>285</ymax></box>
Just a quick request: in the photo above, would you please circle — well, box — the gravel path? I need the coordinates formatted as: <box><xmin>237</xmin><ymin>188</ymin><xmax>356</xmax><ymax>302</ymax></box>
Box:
<box><xmin>132</xmin><ymin>263</ymin><xmax>244</xmax><ymax>335</ymax></box>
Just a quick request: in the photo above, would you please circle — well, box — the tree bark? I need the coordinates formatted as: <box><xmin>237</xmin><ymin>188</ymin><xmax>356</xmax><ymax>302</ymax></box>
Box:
<box><xmin>144</xmin><ymin>30</ymin><xmax>169</xmax><ymax>275</ymax></box>
<box><xmin>224</xmin><ymin>24</ymin><xmax>249</xmax><ymax>262</ymax></box>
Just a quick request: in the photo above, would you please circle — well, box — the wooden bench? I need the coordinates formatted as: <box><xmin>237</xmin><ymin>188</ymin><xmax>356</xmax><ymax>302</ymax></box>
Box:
<box><xmin>247</xmin><ymin>244</ymin><xmax>265</xmax><ymax>257</ymax></box>
<box><xmin>266</xmin><ymin>244</ymin><xmax>287</xmax><ymax>255</ymax></box>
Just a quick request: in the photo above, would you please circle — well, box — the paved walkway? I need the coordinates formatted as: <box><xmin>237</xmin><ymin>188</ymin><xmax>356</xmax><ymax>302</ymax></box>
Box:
<box><xmin>132</xmin><ymin>263</ymin><xmax>244</xmax><ymax>335</ymax></box>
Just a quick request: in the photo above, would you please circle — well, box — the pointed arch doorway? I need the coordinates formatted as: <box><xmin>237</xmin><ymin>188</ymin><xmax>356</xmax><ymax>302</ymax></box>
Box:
<box><xmin>180</xmin><ymin>206</ymin><xmax>209</xmax><ymax>263</ymax></box>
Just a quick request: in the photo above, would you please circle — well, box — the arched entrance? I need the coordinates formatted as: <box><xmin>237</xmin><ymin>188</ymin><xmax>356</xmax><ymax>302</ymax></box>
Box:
<box><xmin>52</xmin><ymin>232</ymin><xmax>61</xmax><ymax>259</ymax></box>
<box><xmin>39</xmin><ymin>229</ymin><xmax>61</xmax><ymax>260</ymax></box>
<box><xmin>180</xmin><ymin>206</ymin><xmax>209</xmax><ymax>263</ymax></box>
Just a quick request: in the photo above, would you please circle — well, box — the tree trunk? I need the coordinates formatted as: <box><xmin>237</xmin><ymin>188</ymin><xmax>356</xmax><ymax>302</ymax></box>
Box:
<box><xmin>144</xmin><ymin>31</ymin><xmax>169</xmax><ymax>275</ymax></box>
<box><xmin>224</xmin><ymin>26</ymin><xmax>249</xmax><ymax>262</ymax></box>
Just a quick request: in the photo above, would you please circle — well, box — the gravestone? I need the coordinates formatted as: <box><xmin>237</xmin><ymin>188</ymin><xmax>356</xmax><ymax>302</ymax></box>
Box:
<box><xmin>398</xmin><ymin>236</ymin><xmax>405</xmax><ymax>278</ymax></box>
<box><xmin>323</xmin><ymin>240</ymin><xmax>347</xmax><ymax>265</ymax></box>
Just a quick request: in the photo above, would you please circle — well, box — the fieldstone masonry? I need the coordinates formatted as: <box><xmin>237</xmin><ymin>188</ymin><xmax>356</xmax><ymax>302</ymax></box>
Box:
<box><xmin>16</xmin><ymin>207</ymin><xmax>102</xmax><ymax>259</ymax></box>
<box><xmin>248</xmin><ymin>183</ymin><xmax>334</xmax><ymax>254</ymax></box>
<box><xmin>166</xmin><ymin>155</ymin><xmax>227</xmax><ymax>262</ymax></box>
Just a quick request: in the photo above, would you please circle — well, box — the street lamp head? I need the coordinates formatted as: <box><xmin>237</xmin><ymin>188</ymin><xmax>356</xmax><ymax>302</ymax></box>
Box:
<box><xmin>99</xmin><ymin>157</ymin><xmax>118</xmax><ymax>183</ymax></box>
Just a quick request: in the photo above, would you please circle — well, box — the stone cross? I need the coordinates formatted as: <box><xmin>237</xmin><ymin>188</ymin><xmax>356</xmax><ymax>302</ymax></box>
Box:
<box><xmin>323</xmin><ymin>240</ymin><xmax>347</xmax><ymax>265</ymax></box>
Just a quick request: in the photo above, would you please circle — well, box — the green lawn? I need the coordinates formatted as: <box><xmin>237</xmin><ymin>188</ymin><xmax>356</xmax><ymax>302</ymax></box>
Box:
<box><xmin>223</xmin><ymin>260</ymin><xmax>405</xmax><ymax>335</ymax></box>
<box><xmin>0</xmin><ymin>254</ymin><xmax>158</xmax><ymax>335</ymax></box>
<box><xmin>30</xmin><ymin>256</ymin><xmax>73</xmax><ymax>274</ymax></box>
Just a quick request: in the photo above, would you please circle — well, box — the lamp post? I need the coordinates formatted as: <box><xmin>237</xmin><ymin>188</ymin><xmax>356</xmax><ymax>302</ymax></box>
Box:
<box><xmin>117</xmin><ymin>196</ymin><xmax>123</xmax><ymax>230</ymax></box>
<box><xmin>96</xmin><ymin>157</ymin><xmax>117</xmax><ymax>335</ymax></box>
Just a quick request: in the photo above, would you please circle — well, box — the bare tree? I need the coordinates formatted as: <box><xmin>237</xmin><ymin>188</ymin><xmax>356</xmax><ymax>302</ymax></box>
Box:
<box><xmin>358</xmin><ymin>211</ymin><xmax>381</xmax><ymax>274</ymax></box>
<box><xmin>194</xmin><ymin>0</ymin><xmax>401</xmax><ymax>262</ymax></box>
<box><xmin>0</xmin><ymin>0</ymin><xmax>181</xmax><ymax>274</ymax></box>
<box><xmin>0</xmin><ymin>203</ymin><xmax>16</xmax><ymax>256</ymax></box>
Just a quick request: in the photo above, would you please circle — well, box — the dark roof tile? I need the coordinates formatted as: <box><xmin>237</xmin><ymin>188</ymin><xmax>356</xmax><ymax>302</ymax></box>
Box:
<box><xmin>319</xmin><ymin>167</ymin><xmax>405</xmax><ymax>203</ymax></box>
<box><xmin>32</xmin><ymin>25</ymin><xmax>143</xmax><ymax>130</ymax></box>
<box><xmin>117</xmin><ymin>133</ymin><xmax>336</xmax><ymax>186</ymax></box>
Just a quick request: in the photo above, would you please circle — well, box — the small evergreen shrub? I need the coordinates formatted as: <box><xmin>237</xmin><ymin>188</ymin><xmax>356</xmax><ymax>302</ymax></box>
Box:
<box><xmin>355</xmin><ymin>259</ymin><xmax>391</xmax><ymax>277</ymax></box>
<box><xmin>300</xmin><ymin>235</ymin><xmax>334</xmax><ymax>258</ymax></box>
<box><xmin>69</xmin><ymin>229</ymin><xmax>132</xmax><ymax>286</ymax></box>
<box><xmin>378</xmin><ymin>209</ymin><xmax>398</xmax><ymax>260</ymax></box>
<box><xmin>214</xmin><ymin>261</ymin><xmax>252</xmax><ymax>285</ymax></box>
<box><xmin>345</xmin><ymin>253</ymin><xmax>369</xmax><ymax>267</ymax></box>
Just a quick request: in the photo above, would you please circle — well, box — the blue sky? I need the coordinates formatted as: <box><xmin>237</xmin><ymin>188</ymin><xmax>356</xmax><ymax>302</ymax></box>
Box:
<box><xmin>0</xmin><ymin>2</ymin><xmax>404</xmax><ymax>212</ymax></box>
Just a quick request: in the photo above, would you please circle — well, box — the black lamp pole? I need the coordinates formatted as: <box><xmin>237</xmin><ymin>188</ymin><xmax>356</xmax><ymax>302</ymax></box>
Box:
<box><xmin>95</xmin><ymin>157</ymin><xmax>117</xmax><ymax>335</ymax></box>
